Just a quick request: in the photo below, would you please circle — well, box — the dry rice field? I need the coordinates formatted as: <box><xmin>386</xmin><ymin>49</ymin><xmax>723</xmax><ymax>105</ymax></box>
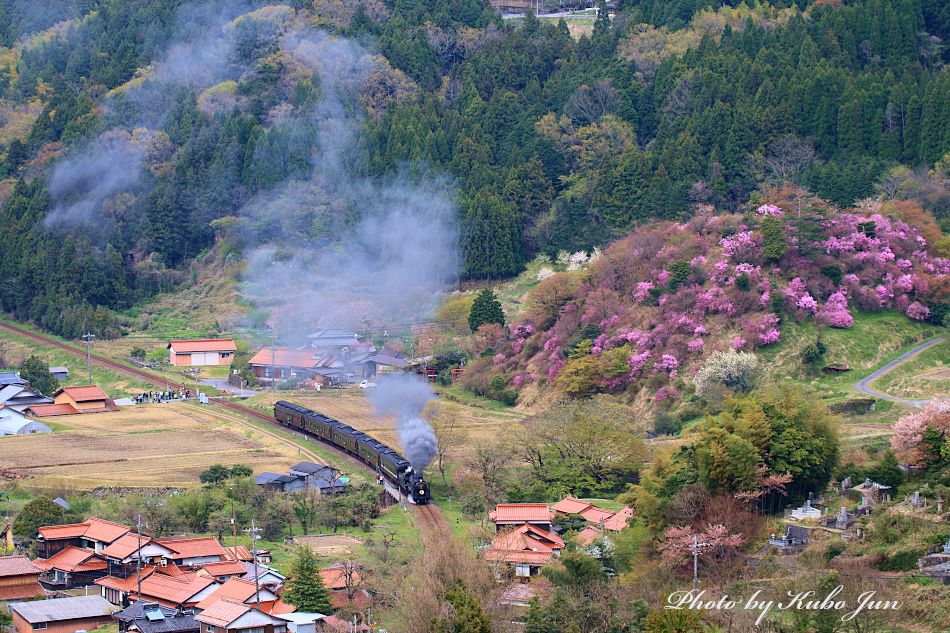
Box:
<box><xmin>0</xmin><ymin>404</ymin><xmax>309</xmax><ymax>488</ymax></box>
<box><xmin>249</xmin><ymin>391</ymin><xmax>527</xmax><ymax>457</ymax></box>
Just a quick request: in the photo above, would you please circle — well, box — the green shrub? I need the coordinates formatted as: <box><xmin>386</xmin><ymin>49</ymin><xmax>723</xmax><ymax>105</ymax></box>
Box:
<box><xmin>875</xmin><ymin>548</ymin><xmax>921</xmax><ymax>572</ymax></box>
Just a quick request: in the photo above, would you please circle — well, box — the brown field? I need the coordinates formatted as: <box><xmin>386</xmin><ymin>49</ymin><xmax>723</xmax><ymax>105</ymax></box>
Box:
<box><xmin>248</xmin><ymin>391</ymin><xmax>527</xmax><ymax>458</ymax></box>
<box><xmin>293</xmin><ymin>534</ymin><xmax>362</xmax><ymax>556</ymax></box>
<box><xmin>0</xmin><ymin>404</ymin><xmax>311</xmax><ymax>488</ymax></box>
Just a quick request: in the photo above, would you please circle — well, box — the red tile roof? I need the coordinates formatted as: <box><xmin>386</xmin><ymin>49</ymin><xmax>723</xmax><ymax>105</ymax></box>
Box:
<box><xmin>0</xmin><ymin>555</ymin><xmax>42</xmax><ymax>577</ymax></box>
<box><xmin>578</xmin><ymin>506</ymin><xmax>615</xmax><ymax>524</ymax></box>
<box><xmin>319</xmin><ymin>567</ymin><xmax>362</xmax><ymax>591</ymax></box>
<box><xmin>134</xmin><ymin>572</ymin><xmax>216</xmax><ymax>606</ymax></box>
<box><xmin>95</xmin><ymin>567</ymin><xmax>156</xmax><ymax>593</ymax></box>
<box><xmin>247</xmin><ymin>348</ymin><xmax>317</xmax><ymax>369</ymax></box>
<box><xmin>0</xmin><ymin>582</ymin><xmax>45</xmax><ymax>601</ymax></box>
<box><xmin>268</xmin><ymin>599</ymin><xmax>297</xmax><ymax>615</ymax></box>
<box><xmin>552</xmin><ymin>497</ymin><xmax>593</xmax><ymax>515</ymax></box>
<box><xmin>27</xmin><ymin>403</ymin><xmax>80</xmax><ymax>417</ymax></box>
<box><xmin>483</xmin><ymin>549</ymin><xmax>554</xmax><ymax>565</ymax></box>
<box><xmin>82</xmin><ymin>518</ymin><xmax>132</xmax><ymax>543</ymax></box>
<box><xmin>195</xmin><ymin>599</ymin><xmax>252</xmax><ymax>627</ymax></box>
<box><xmin>37</xmin><ymin>522</ymin><xmax>89</xmax><ymax>540</ymax></box>
<box><xmin>602</xmin><ymin>507</ymin><xmax>634</xmax><ymax>532</ymax></box>
<box><xmin>169</xmin><ymin>340</ymin><xmax>237</xmax><ymax>353</ymax></box>
<box><xmin>57</xmin><ymin>386</ymin><xmax>109</xmax><ymax>402</ymax></box>
<box><xmin>198</xmin><ymin>561</ymin><xmax>248</xmax><ymax>577</ymax></box>
<box><xmin>194</xmin><ymin>578</ymin><xmax>260</xmax><ymax>610</ymax></box>
<box><xmin>488</xmin><ymin>504</ymin><xmax>553</xmax><ymax>524</ymax></box>
<box><xmin>32</xmin><ymin>546</ymin><xmax>107</xmax><ymax>573</ymax></box>
<box><xmin>223</xmin><ymin>546</ymin><xmax>253</xmax><ymax>562</ymax></box>
<box><xmin>101</xmin><ymin>533</ymin><xmax>151</xmax><ymax>559</ymax></box>
<box><xmin>574</xmin><ymin>526</ymin><xmax>603</xmax><ymax>546</ymax></box>
<box><xmin>484</xmin><ymin>523</ymin><xmax>563</xmax><ymax>568</ymax></box>
<box><xmin>157</xmin><ymin>537</ymin><xmax>227</xmax><ymax>560</ymax></box>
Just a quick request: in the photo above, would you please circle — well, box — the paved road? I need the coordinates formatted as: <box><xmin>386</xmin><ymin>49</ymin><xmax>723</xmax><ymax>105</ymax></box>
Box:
<box><xmin>854</xmin><ymin>336</ymin><xmax>945</xmax><ymax>407</ymax></box>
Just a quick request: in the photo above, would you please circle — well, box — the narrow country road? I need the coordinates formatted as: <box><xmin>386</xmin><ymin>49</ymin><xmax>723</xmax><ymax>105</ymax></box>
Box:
<box><xmin>854</xmin><ymin>337</ymin><xmax>945</xmax><ymax>407</ymax></box>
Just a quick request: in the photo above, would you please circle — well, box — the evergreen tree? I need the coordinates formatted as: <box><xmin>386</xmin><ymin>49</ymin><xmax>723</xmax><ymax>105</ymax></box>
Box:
<box><xmin>468</xmin><ymin>289</ymin><xmax>505</xmax><ymax>332</ymax></box>
<box><xmin>282</xmin><ymin>547</ymin><xmax>333</xmax><ymax>615</ymax></box>
<box><xmin>434</xmin><ymin>580</ymin><xmax>492</xmax><ymax>633</ymax></box>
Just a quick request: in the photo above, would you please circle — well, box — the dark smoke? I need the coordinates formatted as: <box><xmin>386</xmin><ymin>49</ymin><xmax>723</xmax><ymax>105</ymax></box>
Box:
<box><xmin>369</xmin><ymin>374</ymin><xmax>438</xmax><ymax>470</ymax></box>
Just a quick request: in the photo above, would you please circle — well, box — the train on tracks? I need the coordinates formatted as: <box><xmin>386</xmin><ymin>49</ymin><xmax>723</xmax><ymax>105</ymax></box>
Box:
<box><xmin>273</xmin><ymin>400</ymin><xmax>431</xmax><ymax>504</ymax></box>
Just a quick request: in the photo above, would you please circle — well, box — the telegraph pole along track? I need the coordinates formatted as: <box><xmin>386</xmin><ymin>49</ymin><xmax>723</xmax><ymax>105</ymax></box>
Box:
<box><xmin>0</xmin><ymin>320</ymin><xmax>450</xmax><ymax>537</ymax></box>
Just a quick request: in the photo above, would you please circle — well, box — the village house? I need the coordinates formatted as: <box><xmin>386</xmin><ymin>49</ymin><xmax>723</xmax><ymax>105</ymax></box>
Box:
<box><xmin>8</xmin><ymin>595</ymin><xmax>117</xmax><ymax>633</ymax></box>
<box><xmin>196</xmin><ymin>561</ymin><xmax>249</xmax><ymax>584</ymax></box>
<box><xmin>155</xmin><ymin>537</ymin><xmax>228</xmax><ymax>567</ymax></box>
<box><xmin>0</xmin><ymin>555</ymin><xmax>44</xmax><ymax>602</ymax></box>
<box><xmin>318</xmin><ymin>565</ymin><xmax>369</xmax><ymax>612</ymax></box>
<box><xmin>37</xmin><ymin>517</ymin><xmax>131</xmax><ymax>558</ymax></box>
<box><xmin>48</xmin><ymin>366</ymin><xmax>69</xmax><ymax>382</ymax></box>
<box><xmin>195</xmin><ymin>599</ymin><xmax>290</xmax><ymax>633</ymax></box>
<box><xmin>129</xmin><ymin>572</ymin><xmax>219</xmax><ymax>608</ymax></box>
<box><xmin>0</xmin><ymin>383</ymin><xmax>53</xmax><ymax>412</ymax></box>
<box><xmin>168</xmin><ymin>340</ymin><xmax>238</xmax><ymax>367</ymax></box>
<box><xmin>222</xmin><ymin>547</ymin><xmax>254</xmax><ymax>563</ymax></box>
<box><xmin>488</xmin><ymin>504</ymin><xmax>554</xmax><ymax>533</ymax></box>
<box><xmin>552</xmin><ymin>497</ymin><xmax>634</xmax><ymax>546</ymax></box>
<box><xmin>0</xmin><ymin>372</ymin><xmax>25</xmax><ymax>387</ymax></box>
<box><xmin>33</xmin><ymin>546</ymin><xmax>109</xmax><ymax>589</ymax></box>
<box><xmin>50</xmin><ymin>385</ymin><xmax>119</xmax><ymax>414</ymax></box>
<box><xmin>484</xmin><ymin>524</ymin><xmax>565</xmax><ymax>579</ymax></box>
<box><xmin>115</xmin><ymin>601</ymin><xmax>200</xmax><ymax>633</ymax></box>
<box><xmin>194</xmin><ymin>577</ymin><xmax>284</xmax><ymax>614</ymax></box>
<box><xmin>0</xmin><ymin>406</ymin><xmax>51</xmax><ymax>435</ymax></box>
<box><xmin>306</xmin><ymin>330</ymin><xmax>361</xmax><ymax>352</ymax></box>
<box><xmin>237</xmin><ymin>563</ymin><xmax>284</xmax><ymax>591</ymax></box>
<box><xmin>248</xmin><ymin>349</ymin><xmax>321</xmax><ymax>383</ymax></box>
<box><xmin>255</xmin><ymin>463</ymin><xmax>347</xmax><ymax>495</ymax></box>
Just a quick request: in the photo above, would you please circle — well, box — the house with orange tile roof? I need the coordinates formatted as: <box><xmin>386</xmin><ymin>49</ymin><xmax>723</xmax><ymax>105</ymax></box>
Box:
<box><xmin>37</xmin><ymin>518</ymin><xmax>131</xmax><ymax>558</ymax></box>
<box><xmin>195</xmin><ymin>599</ymin><xmax>290</xmax><ymax>633</ymax></box>
<box><xmin>33</xmin><ymin>545</ymin><xmax>109</xmax><ymax>589</ymax></box>
<box><xmin>130</xmin><ymin>571</ymin><xmax>218</xmax><ymax>608</ymax></box>
<box><xmin>488</xmin><ymin>504</ymin><xmax>554</xmax><ymax>532</ymax></box>
<box><xmin>0</xmin><ymin>555</ymin><xmax>45</xmax><ymax>601</ymax></box>
<box><xmin>156</xmin><ymin>537</ymin><xmax>228</xmax><ymax>567</ymax></box>
<box><xmin>168</xmin><ymin>340</ymin><xmax>237</xmax><ymax>367</ymax></box>
<box><xmin>196</xmin><ymin>561</ymin><xmax>248</xmax><ymax>583</ymax></box>
<box><xmin>49</xmin><ymin>386</ymin><xmax>119</xmax><ymax>414</ymax></box>
<box><xmin>96</xmin><ymin>566</ymin><xmax>158</xmax><ymax>606</ymax></box>
<box><xmin>247</xmin><ymin>349</ymin><xmax>320</xmax><ymax>383</ymax></box>
<box><xmin>195</xmin><ymin>578</ymin><xmax>280</xmax><ymax>613</ymax></box>
<box><xmin>551</xmin><ymin>497</ymin><xmax>634</xmax><ymax>536</ymax></box>
<box><xmin>483</xmin><ymin>523</ymin><xmax>564</xmax><ymax>578</ymax></box>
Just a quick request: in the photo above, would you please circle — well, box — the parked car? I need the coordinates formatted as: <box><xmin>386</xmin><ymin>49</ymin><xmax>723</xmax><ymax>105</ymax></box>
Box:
<box><xmin>359</xmin><ymin>380</ymin><xmax>378</xmax><ymax>390</ymax></box>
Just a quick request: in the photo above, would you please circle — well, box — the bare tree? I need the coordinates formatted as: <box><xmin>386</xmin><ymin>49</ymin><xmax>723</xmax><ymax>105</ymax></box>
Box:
<box><xmin>425</xmin><ymin>402</ymin><xmax>469</xmax><ymax>484</ymax></box>
<box><xmin>564</xmin><ymin>79</ymin><xmax>621</xmax><ymax>125</ymax></box>
<box><xmin>661</xmin><ymin>74</ymin><xmax>693</xmax><ymax>119</ymax></box>
<box><xmin>764</xmin><ymin>134</ymin><xmax>816</xmax><ymax>183</ymax></box>
<box><xmin>425</xmin><ymin>24</ymin><xmax>461</xmax><ymax>72</ymax></box>
<box><xmin>337</xmin><ymin>558</ymin><xmax>362</xmax><ymax>600</ymax></box>
<box><xmin>467</xmin><ymin>440</ymin><xmax>511</xmax><ymax>505</ymax></box>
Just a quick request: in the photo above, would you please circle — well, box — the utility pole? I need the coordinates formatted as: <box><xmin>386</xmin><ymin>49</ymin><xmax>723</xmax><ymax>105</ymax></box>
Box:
<box><xmin>135</xmin><ymin>515</ymin><xmax>143</xmax><ymax>602</ymax></box>
<box><xmin>231</xmin><ymin>497</ymin><xmax>238</xmax><ymax>550</ymax></box>
<box><xmin>249</xmin><ymin>519</ymin><xmax>261</xmax><ymax>609</ymax></box>
<box><xmin>690</xmin><ymin>533</ymin><xmax>710</xmax><ymax>591</ymax></box>
<box><xmin>82</xmin><ymin>333</ymin><xmax>95</xmax><ymax>384</ymax></box>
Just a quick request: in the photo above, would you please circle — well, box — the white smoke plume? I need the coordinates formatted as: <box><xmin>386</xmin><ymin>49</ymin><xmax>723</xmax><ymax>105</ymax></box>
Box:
<box><xmin>369</xmin><ymin>374</ymin><xmax>438</xmax><ymax>470</ymax></box>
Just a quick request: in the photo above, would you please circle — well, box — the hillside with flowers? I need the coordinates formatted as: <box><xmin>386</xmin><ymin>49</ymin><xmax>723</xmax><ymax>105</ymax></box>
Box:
<box><xmin>462</xmin><ymin>191</ymin><xmax>948</xmax><ymax>414</ymax></box>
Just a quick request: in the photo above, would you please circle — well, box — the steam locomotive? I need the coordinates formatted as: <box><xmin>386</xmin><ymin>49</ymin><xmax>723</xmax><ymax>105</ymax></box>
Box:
<box><xmin>273</xmin><ymin>400</ymin><xmax>431</xmax><ymax>504</ymax></box>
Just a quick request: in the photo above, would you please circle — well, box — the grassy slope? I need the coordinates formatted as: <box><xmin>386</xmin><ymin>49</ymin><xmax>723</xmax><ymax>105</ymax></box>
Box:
<box><xmin>873</xmin><ymin>337</ymin><xmax>949</xmax><ymax>399</ymax></box>
<box><xmin>758</xmin><ymin>310</ymin><xmax>946</xmax><ymax>402</ymax></box>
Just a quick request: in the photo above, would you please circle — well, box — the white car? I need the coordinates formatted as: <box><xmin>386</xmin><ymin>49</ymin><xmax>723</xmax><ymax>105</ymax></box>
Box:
<box><xmin>359</xmin><ymin>380</ymin><xmax>378</xmax><ymax>390</ymax></box>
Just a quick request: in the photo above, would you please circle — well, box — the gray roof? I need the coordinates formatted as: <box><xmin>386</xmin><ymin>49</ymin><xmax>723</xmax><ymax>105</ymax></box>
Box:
<box><xmin>53</xmin><ymin>497</ymin><xmax>71</xmax><ymax>510</ymax></box>
<box><xmin>307</xmin><ymin>329</ymin><xmax>360</xmax><ymax>347</ymax></box>
<box><xmin>289</xmin><ymin>462</ymin><xmax>335</xmax><ymax>476</ymax></box>
<box><xmin>49</xmin><ymin>366</ymin><xmax>69</xmax><ymax>374</ymax></box>
<box><xmin>371</xmin><ymin>349</ymin><xmax>407</xmax><ymax>368</ymax></box>
<box><xmin>0</xmin><ymin>372</ymin><xmax>26</xmax><ymax>386</ymax></box>
<box><xmin>10</xmin><ymin>595</ymin><xmax>117</xmax><ymax>623</ymax></box>
<box><xmin>0</xmin><ymin>417</ymin><xmax>51</xmax><ymax>435</ymax></box>
<box><xmin>117</xmin><ymin>602</ymin><xmax>199</xmax><ymax>633</ymax></box>
<box><xmin>0</xmin><ymin>385</ymin><xmax>53</xmax><ymax>406</ymax></box>
<box><xmin>255</xmin><ymin>472</ymin><xmax>283</xmax><ymax>485</ymax></box>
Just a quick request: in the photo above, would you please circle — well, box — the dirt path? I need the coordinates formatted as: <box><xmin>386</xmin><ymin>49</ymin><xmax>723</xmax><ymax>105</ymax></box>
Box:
<box><xmin>854</xmin><ymin>337</ymin><xmax>945</xmax><ymax>407</ymax></box>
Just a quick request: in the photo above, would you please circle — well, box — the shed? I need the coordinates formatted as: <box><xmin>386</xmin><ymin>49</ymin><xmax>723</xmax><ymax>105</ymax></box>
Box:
<box><xmin>48</xmin><ymin>366</ymin><xmax>69</xmax><ymax>381</ymax></box>
<box><xmin>167</xmin><ymin>340</ymin><xmax>237</xmax><ymax>367</ymax></box>
<box><xmin>9</xmin><ymin>595</ymin><xmax>117</xmax><ymax>633</ymax></box>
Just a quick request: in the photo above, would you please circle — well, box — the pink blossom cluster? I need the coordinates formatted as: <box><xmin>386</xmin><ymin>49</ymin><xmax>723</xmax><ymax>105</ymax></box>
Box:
<box><xmin>493</xmin><ymin>204</ymin><xmax>945</xmax><ymax>395</ymax></box>
<box><xmin>756</xmin><ymin>204</ymin><xmax>784</xmax><ymax>216</ymax></box>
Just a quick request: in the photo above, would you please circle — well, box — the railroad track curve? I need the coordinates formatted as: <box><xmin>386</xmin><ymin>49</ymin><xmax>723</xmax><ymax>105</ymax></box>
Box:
<box><xmin>0</xmin><ymin>320</ymin><xmax>450</xmax><ymax>536</ymax></box>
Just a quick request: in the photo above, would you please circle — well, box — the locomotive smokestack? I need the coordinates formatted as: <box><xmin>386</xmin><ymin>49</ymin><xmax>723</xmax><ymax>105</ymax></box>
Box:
<box><xmin>370</xmin><ymin>374</ymin><xmax>437</xmax><ymax>470</ymax></box>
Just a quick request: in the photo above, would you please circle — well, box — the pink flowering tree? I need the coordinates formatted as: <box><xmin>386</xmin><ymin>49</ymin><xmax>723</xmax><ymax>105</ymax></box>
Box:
<box><xmin>817</xmin><ymin>290</ymin><xmax>853</xmax><ymax>328</ymax></box>
<box><xmin>660</xmin><ymin>524</ymin><xmax>745</xmax><ymax>568</ymax></box>
<box><xmin>891</xmin><ymin>401</ymin><xmax>950</xmax><ymax>468</ymax></box>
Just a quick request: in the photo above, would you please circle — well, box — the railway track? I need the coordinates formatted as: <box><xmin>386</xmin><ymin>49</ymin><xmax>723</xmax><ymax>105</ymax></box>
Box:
<box><xmin>0</xmin><ymin>320</ymin><xmax>450</xmax><ymax>536</ymax></box>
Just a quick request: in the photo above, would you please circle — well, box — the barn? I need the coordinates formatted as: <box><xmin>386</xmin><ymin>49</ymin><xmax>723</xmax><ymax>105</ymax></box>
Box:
<box><xmin>167</xmin><ymin>340</ymin><xmax>237</xmax><ymax>367</ymax></box>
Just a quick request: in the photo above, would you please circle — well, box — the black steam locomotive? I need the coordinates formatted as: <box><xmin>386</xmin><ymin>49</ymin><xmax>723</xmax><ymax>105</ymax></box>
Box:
<box><xmin>273</xmin><ymin>400</ymin><xmax>431</xmax><ymax>504</ymax></box>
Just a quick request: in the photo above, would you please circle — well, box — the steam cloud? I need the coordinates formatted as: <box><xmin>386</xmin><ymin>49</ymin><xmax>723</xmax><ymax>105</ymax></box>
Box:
<box><xmin>369</xmin><ymin>374</ymin><xmax>438</xmax><ymax>470</ymax></box>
